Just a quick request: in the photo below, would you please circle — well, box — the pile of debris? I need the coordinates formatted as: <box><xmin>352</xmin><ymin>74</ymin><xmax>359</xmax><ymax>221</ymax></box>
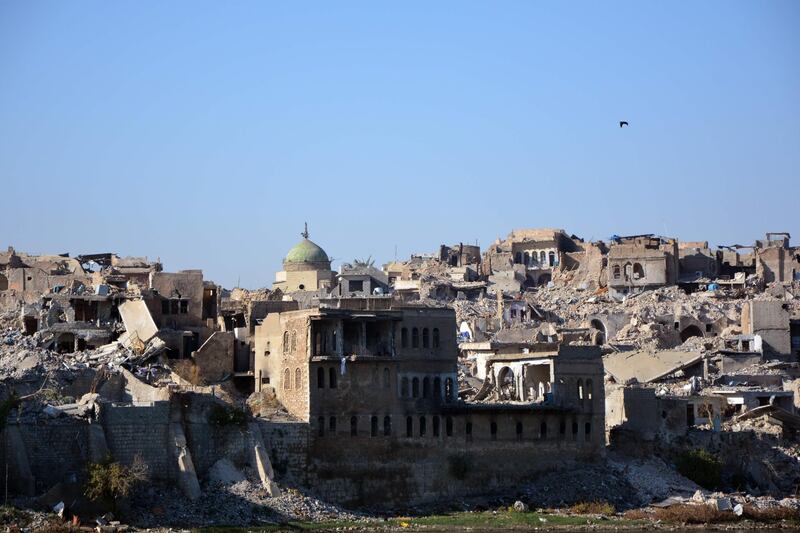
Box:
<box><xmin>127</xmin><ymin>475</ymin><xmax>367</xmax><ymax>528</ymax></box>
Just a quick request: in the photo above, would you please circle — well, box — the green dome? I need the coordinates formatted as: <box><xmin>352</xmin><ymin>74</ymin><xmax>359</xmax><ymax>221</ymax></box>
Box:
<box><xmin>285</xmin><ymin>238</ymin><xmax>329</xmax><ymax>264</ymax></box>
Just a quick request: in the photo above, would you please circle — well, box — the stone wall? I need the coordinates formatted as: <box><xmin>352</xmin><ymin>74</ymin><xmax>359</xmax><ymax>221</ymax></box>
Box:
<box><xmin>100</xmin><ymin>402</ymin><xmax>173</xmax><ymax>480</ymax></box>
<box><xmin>304</xmin><ymin>410</ymin><xmax>601</xmax><ymax>508</ymax></box>
<box><xmin>7</xmin><ymin>419</ymin><xmax>90</xmax><ymax>493</ymax></box>
<box><xmin>258</xmin><ymin>419</ymin><xmax>309</xmax><ymax>486</ymax></box>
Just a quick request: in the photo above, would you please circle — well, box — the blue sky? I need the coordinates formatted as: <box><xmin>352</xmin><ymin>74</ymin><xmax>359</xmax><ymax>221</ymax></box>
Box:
<box><xmin>1</xmin><ymin>1</ymin><xmax>797</xmax><ymax>288</ymax></box>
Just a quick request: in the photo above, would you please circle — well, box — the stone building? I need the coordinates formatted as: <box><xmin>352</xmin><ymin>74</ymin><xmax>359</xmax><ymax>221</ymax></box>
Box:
<box><xmin>678</xmin><ymin>241</ymin><xmax>720</xmax><ymax>281</ymax></box>
<box><xmin>273</xmin><ymin>226</ymin><xmax>335</xmax><ymax>293</ymax></box>
<box><xmin>483</xmin><ymin>228</ymin><xmax>581</xmax><ymax>289</ymax></box>
<box><xmin>251</xmin><ymin>297</ymin><xmax>605</xmax><ymax>506</ymax></box>
<box><xmin>607</xmin><ymin>235</ymin><xmax>679</xmax><ymax>300</ymax></box>
<box><xmin>755</xmin><ymin>232</ymin><xmax>798</xmax><ymax>284</ymax></box>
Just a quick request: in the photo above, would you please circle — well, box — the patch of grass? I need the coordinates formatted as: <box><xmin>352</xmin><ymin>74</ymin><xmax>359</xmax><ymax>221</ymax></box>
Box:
<box><xmin>675</xmin><ymin>448</ymin><xmax>722</xmax><ymax>489</ymax></box>
<box><xmin>569</xmin><ymin>501</ymin><xmax>615</xmax><ymax>515</ymax></box>
<box><xmin>208</xmin><ymin>404</ymin><xmax>248</xmax><ymax>428</ymax></box>
<box><xmin>385</xmin><ymin>510</ymin><xmax>625</xmax><ymax>528</ymax></box>
<box><xmin>195</xmin><ymin>510</ymin><xmax>651</xmax><ymax>532</ymax></box>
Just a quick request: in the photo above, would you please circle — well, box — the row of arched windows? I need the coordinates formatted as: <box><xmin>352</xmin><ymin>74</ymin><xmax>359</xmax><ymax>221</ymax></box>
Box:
<box><xmin>283</xmin><ymin>330</ymin><xmax>298</xmax><ymax>354</ymax></box>
<box><xmin>399</xmin><ymin>376</ymin><xmax>455</xmax><ymax>400</ymax></box>
<box><xmin>316</xmin><ymin>367</ymin><xmax>338</xmax><ymax>389</ymax></box>
<box><xmin>400</xmin><ymin>327</ymin><xmax>440</xmax><ymax>349</ymax></box>
<box><xmin>283</xmin><ymin>367</ymin><xmax>302</xmax><ymax>390</ymax></box>
<box><xmin>316</xmin><ymin>415</ymin><xmax>592</xmax><ymax>441</ymax></box>
<box><xmin>612</xmin><ymin>262</ymin><xmax>645</xmax><ymax>281</ymax></box>
<box><xmin>515</xmin><ymin>250</ymin><xmax>556</xmax><ymax>267</ymax></box>
<box><xmin>316</xmin><ymin>366</ymin><xmax>394</xmax><ymax>389</ymax></box>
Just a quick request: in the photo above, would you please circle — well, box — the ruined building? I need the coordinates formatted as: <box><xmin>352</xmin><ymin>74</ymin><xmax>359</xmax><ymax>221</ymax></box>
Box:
<box><xmin>607</xmin><ymin>234</ymin><xmax>679</xmax><ymax>300</ymax></box>
<box><xmin>250</xmin><ymin>297</ymin><xmax>604</xmax><ymax>506</ymax></box>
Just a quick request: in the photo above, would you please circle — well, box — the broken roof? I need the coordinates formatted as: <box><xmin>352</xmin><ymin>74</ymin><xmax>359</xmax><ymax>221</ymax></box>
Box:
<box><xmin>603</xmin><ymin>349</ymin><xmax>704</xmax><ymax>383</ymax></box>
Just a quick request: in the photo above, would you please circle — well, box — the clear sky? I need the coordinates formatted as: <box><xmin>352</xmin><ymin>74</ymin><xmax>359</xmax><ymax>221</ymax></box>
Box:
<box><xmin>1</xmin><ymin>1</ymin><xmax>798</xmax><ymax>288</ymax></box>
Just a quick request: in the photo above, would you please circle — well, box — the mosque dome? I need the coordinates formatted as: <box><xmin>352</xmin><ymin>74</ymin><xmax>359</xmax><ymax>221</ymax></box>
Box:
<box><xmin>285</xmin><ymin>238</ymin><xmax>329</xmax><ymax>265</ymax></box>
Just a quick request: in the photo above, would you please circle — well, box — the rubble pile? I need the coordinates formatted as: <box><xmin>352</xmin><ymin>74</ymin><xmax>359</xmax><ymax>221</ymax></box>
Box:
<box><xmin>128</xmin><ymin>477</ymin><xmax>366</xmax><ymax>528</ymax></box>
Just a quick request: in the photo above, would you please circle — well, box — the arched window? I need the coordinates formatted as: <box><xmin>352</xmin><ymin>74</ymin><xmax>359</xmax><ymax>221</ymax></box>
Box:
<box><xmin>446</xmin><ymin>416</ymin><xmax>453</xmax><ymax>437</ymax></box>
<box><xmin>350</xmin><ymin>416</ymin><xmax>358</xmax><ymax>436</ymax></box>
<box><xmin>540</xmin><ymin>251</ymin><xmax>546</xmax><ymax>263</ymax></box>
<box><xmin>401</xmin><ymin>377</ymin><xmax>409</xmax><ymax>398</ymax></box>
<box><xmin>577</xmin><ymin>379</ymin><xmax>584</xmax><ymax>401</ymax></box>
<box><xmin>290</xmin><ymin>330</ymin><xmax>297</xmax><ymax>352</ymax></box>
<box><xmin>295</xmin><ymin>368</ymin><xmax>302</xmax><ymax>389</ymax></box>
<box><xmin>572</xmin><ymin>420</ymin><xmax>579</xmax><ymax>439</ymax></box>
<box><xmin>540</xmin><ymin>421</ymin><xmax>547</xmax><ymax>439</ymax></box>
<box><xmin>490</xmin><ymin>421</ymin><xmax>498</xmax><ymax>441</ymax></box>
<box><xmin>432</xmin><ymin>328</ymin><xmax>440</xmax><ymax>349</ymax></box>
<box><xmin>329</xmin><ymin>367</ymin><xmax>337</xmax><ymax>388</ymax></box>
<box><xmin>586</xmin><ymin>379</ymin><xmax>593</xmax><ymax>400</ymax></box>
<box><xmin>633</xmin><ymin>262</ymin><xmax>645</xmax><ymax>280</ymax></box>
<box><xmin>329</xmin><ymin>416</ymin><xmax>336</xmax><ymax>433</ymax></box>
<box><xmin>432</xmin><ymin>415</ymin><xmax>440</xmax><ymax>437</ymax></box>
<box><xmin>371</xmin><ymin>416</ymin><xmax>378</xmax><ymax>437</ymax></box>
<box><xmin>419</xmin><ymin>416</ymin><xmax>427</xmax><ymax>436</ymax></box>
<box><xmin>331</xmin><ymin>330</ymin><xmax>337</xmax><ymax>352</ymax></box>
<box><xmin>318</xmin><ymin>416</ymin><xmax>325</xmax><ymax>437</ymax></box>
<box><xmin>585</xmin><ymin>422</ymin><xmax>592</xmax><ymax>437</ymax></box>
<box><xmin>548</xmin><ymin>251</ymin><xmax>556</xmax><ymax>267</ymax></box>
<box><xmin>613</xmin><ymin>265</ymin><xmax>621</xmax><ymax>279</ymax></box>
<box><xmin>412</xmin><ymin>327</ymin><xmax>419</xmax><ymax>348</ymax></box>
<box><xmin>383</xmin><ymin>367</ymin><xmax>391</xmax><ymax>388</ymax></box>
<box><xmin>383</xmin><ymin>416</ymin><xmax>391</xmax><ymax>436</ymax></box>
<box><xmin>559</xmin><ymin>418</ymin><xmax>566</xmax><ymax>438</ymax></box>
<box><xmin>516</xmin><ymin>421</ymin><xmax>523</xmax><ymax>440</ymax></box>
<box><xmin>422</xmin><ymin>377</ymin><xmax>430</xmax><ymax>398</ymax></box>
<box><xmin>283</xmin><ymin>368</ymin><xmax>291</xmax><ymax>390</ymax></box>
<box><xmin>406</xmin><ymin>416</ymin><xmax>413</xmax><ymax>437</ymax></box>
<box><xmin>422</xmin><ymin>328</ymin><xmax>429</xmax><ymax>348</ymax></box>
<box><xmin>524</xmin><ymin>252</ymin><xmax>530</xmax><ymax>266</ymax></box>
<box><xmin>317</xmin><ymin>367</ymin><xmax>325</xmax><ymax>388</ymax></box>
<box><xmin>433</xmin><ymin>377</ymin><xmax>442</xmax><ymax>398</ymax></box>
<box><xmin>515</xmin><ymin>252</ymin><xmax>522</xmax><ymax>264</ymax></box>
<box><xmin>445</xmin><ymin>377</ymin><xmax>454</xmax><ymax>401</ymax></box>
<box><xmin>283</xmin><ymin>331</ymin><xmax>289</xmax><ymax>353</ymax></box>
<box><xmin>412</xmin><ymin>377</ymin><xmax>420</xmax><ymax>398</ymax></box>
<box><xmin>401</xmin><ymin>327</ymin><xmax>409</xmax><ymax>348</ymax></box>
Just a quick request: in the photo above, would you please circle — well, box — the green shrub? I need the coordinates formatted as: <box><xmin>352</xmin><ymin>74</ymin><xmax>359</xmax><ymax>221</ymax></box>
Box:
<box><xmin>208</xmin><ymin>404</ymin><xmax>248</xmax><ymax>428</ymax></box>
<box><xmin>85</xmin><ymin>455</ymin><xmax>148</xmax><ymax>506</ymax></box>
<box><xmin>676</xmin><ymin>449</ymin><xmax>722</xmax><ymax>489</ymax></box>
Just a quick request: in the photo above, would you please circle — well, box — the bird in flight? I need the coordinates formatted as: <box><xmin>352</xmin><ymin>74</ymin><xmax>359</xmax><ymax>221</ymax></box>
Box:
<box><xmin>619</xmin><ymin>121</ymin><xmax>629</xmax><ymax>128</ymax></box>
